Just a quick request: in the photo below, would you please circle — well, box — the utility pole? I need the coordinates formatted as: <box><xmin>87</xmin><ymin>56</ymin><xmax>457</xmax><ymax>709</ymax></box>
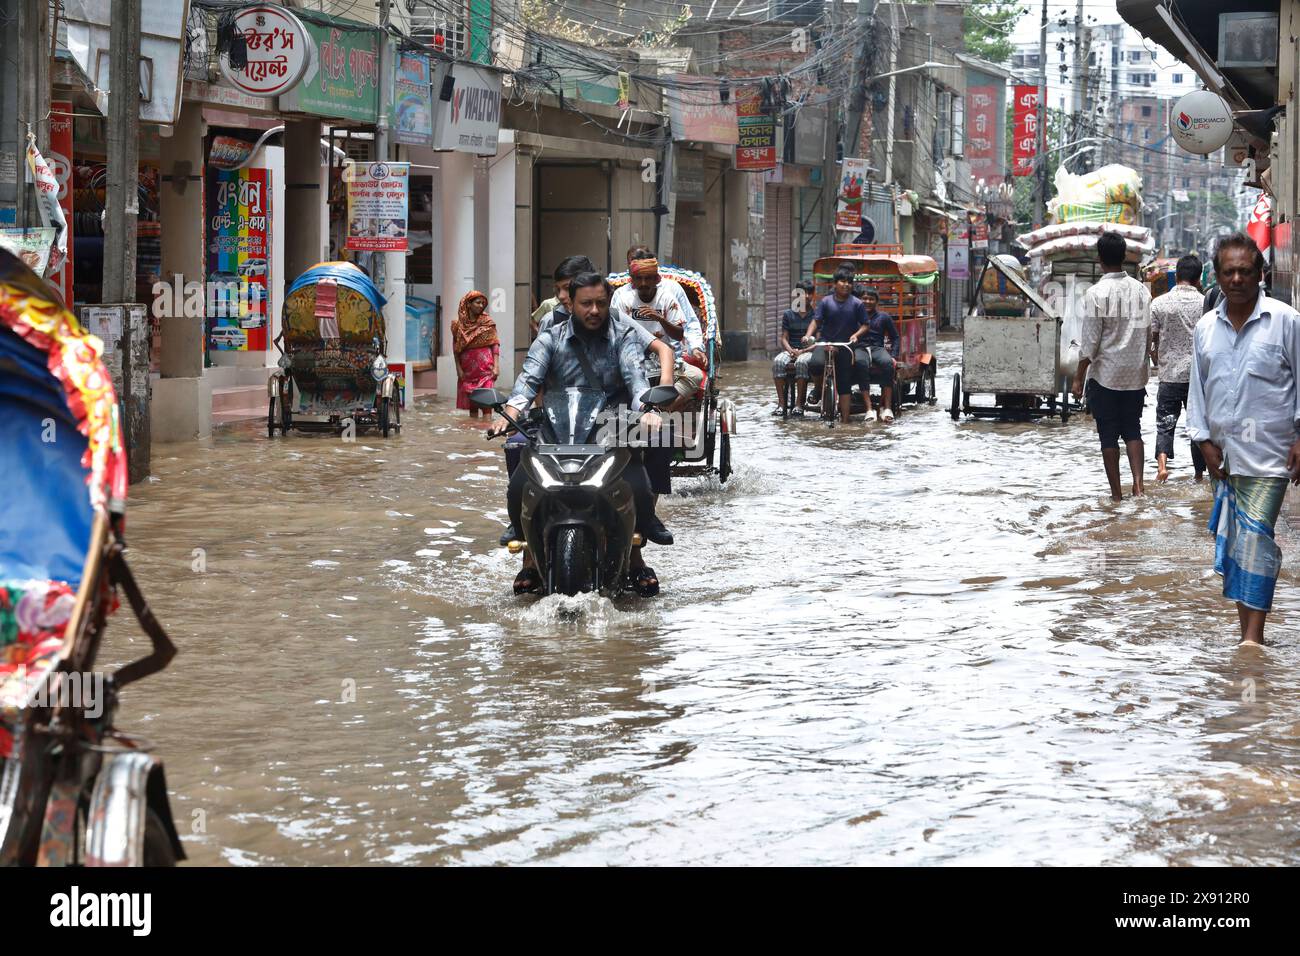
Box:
<box><xmin>1035</xmin><ymin>0</ymin><xmax>1048</xmax><ymax>226</ymax></box>
<box><xmin>103</xmin><ymin>0</ymin><xmax>140</xmax><ymax>303</ymax></box>
<box><xmin>819</xmin><ymin>0</ymin><xmax>845</xmax><ymax>255</ymax></box>
<box><xmin>883</xmin><ymin>1</ymin><xmax>899</xmax><ymax>187</ymax></box>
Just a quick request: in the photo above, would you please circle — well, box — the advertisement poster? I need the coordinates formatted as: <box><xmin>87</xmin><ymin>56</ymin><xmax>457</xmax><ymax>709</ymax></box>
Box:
<box><xmin>345</xmin><ymin>162</ymin><xmax>409</xmax><ymax>251</ymax></box>
<box><xmin>971</xmin><ymin>222</ymin><xmax>990</xmax><ymax>250</ymax></box>
<box><xmin>836</xmin><ymin>157</ymin><xmax>871</xmax><ymax>231</ymax></box>
<box><xmin>966</xmin><ymin>85</ymin><xmax>1001</xmax><ymax>186</ymax></box>
<box><xmin>48</xmin><ymin>101</ymin><xmax>74</xmax><ymax>303</ymax></box>
<box><xmin>0</xmin><ymin>227</ymin><xmax>56</xmax><ymax>275</ymax></box>
<box><xmin>431</xmin><ymin>62</ymin><xmax>502</xmax><ymax>155</ymax></box>
<box><xmin>25</xmin><ymin>136</ymin><xmax>66</xmax><ymax>276</ymax></box>
<box><xmin>735</xmin><ymin>88</ymin><xmax>776</xmax><ymax>171</ymax></box>
<box><xmin>392</xmin><ymin>50</ymin><xmax>433</xmax><ymax>146</ymax></box>
<box><xmin>665</xmin><ymin>76</ymin><xmax>739</xmax><ymax>145</ymax></box>
<box><xmin>1012</xmin><ymin>85</ymin><xmax>1040</xmax><ymax>177</ymax></box>
<box><xmin>206</xmin><ymin>167</ymin><xmax>271</xmax><ymax>351</ymax></box>
<box><xmin>277</xmin><ymin>21</ymin><xmax>380</xmax><ymax>123</ymax></box>
<box><xmin>947</xmin><ymin>234</ymin><xmax>971</xmax><ymax>280</ymax></box>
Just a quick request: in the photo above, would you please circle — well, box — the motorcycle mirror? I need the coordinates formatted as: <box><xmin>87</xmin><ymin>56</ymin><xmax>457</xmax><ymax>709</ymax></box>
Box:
<box><xmin>469</xmin><ymin>387</ymin><xmax>508</xmax><ymax>409</ymax></box>
<box><xmin>640</xmin><ymin>385</ymin><xmax>679</xmax><ymax>407</ymax></box>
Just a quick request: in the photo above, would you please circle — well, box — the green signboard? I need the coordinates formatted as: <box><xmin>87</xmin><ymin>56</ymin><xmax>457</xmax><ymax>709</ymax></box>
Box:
<box><xmin>279</xmin><ymin>17</ymin><xmax>380</xmax><ymax>123</ymax></box>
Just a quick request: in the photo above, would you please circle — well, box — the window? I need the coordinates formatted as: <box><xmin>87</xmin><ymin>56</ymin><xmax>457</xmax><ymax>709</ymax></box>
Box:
<box><xmin>1150</xmin><ymin>51</ymin><xmax>1157</xmax><ymax>61</ymax></box>
<box><xmin>1026</xmin><ymin>54</ymin><xmax>1040</xmax><ymax>67</ymax></box>
<box><xmin>410</xmin><ymin>0</ymin><xmax>470</xmax><ymax>56</ymax></box>
<box><xmin>1173</xmin><ymin>73</ymin><xmax>1183</xmax><ymax>83</ymax></box>
<box><xmin>1129</xmin><ymin>51</ymin><xmax>1143</xmax><ymax>62</ymax></box>
<box><xmin>1141</xmin><ymin>105</ymin><xmax>1152</xmax><ymax>117</ymax></box>
<box><xmin>1149</xmin><ymin>73</ymin><xmax>1157</xmax><ymax>83</ymax></box>
<box><xmin>1129</xmin><ymin>73</ymin><xmax>1141</xmax><ymax>83</ymax></box>
<box><xmin>1012</xmin><ymin>55</ymin><xmax>1024</xmax><ymax>68</ymax></box>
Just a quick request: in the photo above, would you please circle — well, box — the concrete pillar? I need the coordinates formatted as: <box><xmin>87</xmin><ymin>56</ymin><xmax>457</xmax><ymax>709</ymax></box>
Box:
<box><xmin>284</xmin><ymin>119</ymin><xmax>324</xmax><ymax>279</ymax></box>
<box><xmin>487</xmin><ymin>132</ymin><xmax>518</xmax><ymax>385</ymax></box>
<box><xmin>437</xmin><ymin>149</ymin><xmax>476</xmax><ymax>394</ymax></box>
<box><xmin>153</xmin><ymin>102</ymin><xmax>211</xmax><ymax>442</ymax></box>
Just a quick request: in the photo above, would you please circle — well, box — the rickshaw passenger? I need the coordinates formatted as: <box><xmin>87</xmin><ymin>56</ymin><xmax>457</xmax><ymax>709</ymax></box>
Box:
<box><xmin>858</xmin><ymin>287</ymin><xmax>900</xmax><ymax>422</ymax></box>
<box><xmin>771</xmin><ymin>279</ymin><xmax>815</xmax><ymax>414</ymax></box>
<box><xmin>804</xmin><ymin>265</ymin><xmax>870</xmax><ymax>422</ymax></box>
<box><xmin>611</xmin><ymin>253</ymin><xmax>706</xmax><ymax>403</ymax></box>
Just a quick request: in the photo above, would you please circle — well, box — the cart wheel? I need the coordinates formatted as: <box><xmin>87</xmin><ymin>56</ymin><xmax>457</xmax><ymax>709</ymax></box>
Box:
<box><xmin>267</xmin><ymin>395</ymin><xmax>277</xmax><ymax>437</ymax></box>
<box><xmin>949</xmin><ymin>372</ymin><xmax>962</xmax><ymax>421</ymax></box>
<box><xmin>926</xmin><ymin>361</ymin><xmax>938</xmax><ymax>405</ymax></box>
<box><xmin>718</xmin><ymin>431</ymin><xmax>732</xmax><ymax>483</ymax></box>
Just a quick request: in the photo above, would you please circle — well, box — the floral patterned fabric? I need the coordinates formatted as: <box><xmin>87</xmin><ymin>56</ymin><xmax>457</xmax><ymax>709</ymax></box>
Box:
<box><xmin>0</xmin><ymin>580</ymin><xmax>76</xmax><ymax>758</ymax></box>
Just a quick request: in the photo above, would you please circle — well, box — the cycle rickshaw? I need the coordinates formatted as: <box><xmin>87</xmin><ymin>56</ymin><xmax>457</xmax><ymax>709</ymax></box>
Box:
<box><xmin>269</xmin><ymin>261</ymin><xmax>403</xmax><ymax>438</ymax></box>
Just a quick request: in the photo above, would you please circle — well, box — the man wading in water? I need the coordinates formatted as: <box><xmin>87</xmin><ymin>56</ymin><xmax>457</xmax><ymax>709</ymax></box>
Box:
<box><xmin>1187</xmin><ymin>233</ymin><xmax>1300</xmax><ymax>645</ymax></box>
<box><xmin>1072</xmin><ymin>231</ymin><xmax>1152</xmax><ymax>501</ymax></box>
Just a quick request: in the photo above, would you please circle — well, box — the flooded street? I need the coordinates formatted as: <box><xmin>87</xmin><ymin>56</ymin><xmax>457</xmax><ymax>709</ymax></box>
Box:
<box><xmin>117</xmin><ymin>337</ymin><xmax>1300</xmax><ymax>865</ymax></box>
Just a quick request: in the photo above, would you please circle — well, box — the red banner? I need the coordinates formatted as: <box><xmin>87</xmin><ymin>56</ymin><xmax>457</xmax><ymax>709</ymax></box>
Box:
<box><xmin>1247</xmin><ymin>193</ymin><xmax>1272</xmax><ymax>253</ymax></box>
<box><xmin>48</xmin><ymin>101</ymin><xmax>74</xmax><ymax>305</ymax></box>
<box><xmin>1012</xmin><ymin>85</ymin><xmax>1040</xmax><ymax>177</ymax></box>
<box><xmin>734</xmin><ymin>88</ymin><xmax>777</xmax><ymax>171</ymax></box>
<box><xmin>967</xmin><ymin>85</ymin><xmax>1001</xmax><ymax>185</ymax></box>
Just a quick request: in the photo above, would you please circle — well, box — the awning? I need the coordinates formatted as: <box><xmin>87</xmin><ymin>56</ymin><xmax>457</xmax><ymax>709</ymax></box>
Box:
<box><xmin>1116</xmin><ymin>0</ymin><xmax>1275</xmax><ymax>111</ymax></box>
<box><xmin>920</xmin><ymin>204</ymin><xmax>960</xmax><ymax>221</ymax></box>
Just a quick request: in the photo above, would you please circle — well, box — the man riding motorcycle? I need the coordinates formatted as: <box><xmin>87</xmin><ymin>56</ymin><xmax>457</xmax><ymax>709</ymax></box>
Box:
<box><xmin>492</xmin><ymin>272</ymin><xmax>675</xmax><ymax>596</ymax></box>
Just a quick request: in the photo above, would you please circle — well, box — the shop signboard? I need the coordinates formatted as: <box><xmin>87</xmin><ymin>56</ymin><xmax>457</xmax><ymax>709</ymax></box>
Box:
<box><xmin>665</xmin><ymin>76</ymin><xmax>739</xmax><ymax>145</ymax></box>
<box><xmin>278</xmin><ymin>18</ymin><xmax>380</xmax><ymax>123</ymax></box>
<box><xmin>674</xmin><ymin>147</ymin><xmax>705</xmax><ymax>200</ymax></box>
<box><xmin>218</xmin><ymin>5</ymin><xmax>310</xmax><ymax>97</ymax></box>
<box><xmin>431</xmin><ymin>62</ymin><xmax>502</xmax><ymax>155</ymax></box>
<box><xmin>206</xmin><ymin>167</ymin><xmax>271</xmax><ymax>351</ymax></box>
<box><xmin>735</xmin><ymin>88</ymin><xmax>776</xmax><ymax>171</ymax></box>
<box><xmin>966</xmin><ymin>82</ymin><xmax>1002</xmax><ymax>186</ymax></box>
<box><xmin>345</xmin><ymin>162</ymin><xmax>409</xmax><ymax>252</ymax></box>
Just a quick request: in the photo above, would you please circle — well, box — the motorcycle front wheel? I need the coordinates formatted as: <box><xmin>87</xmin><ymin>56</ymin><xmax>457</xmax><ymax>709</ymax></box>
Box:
<box><xmin>553</xmin><ymin>526</ymin><xmax>597</xmax><ymax>596</ymax></box>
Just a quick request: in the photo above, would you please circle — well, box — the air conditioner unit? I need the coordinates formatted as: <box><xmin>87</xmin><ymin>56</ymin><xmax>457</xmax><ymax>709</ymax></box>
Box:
<box><xmin>769</xmin><ymin>0</ymin><xmax>822</xmax><ymax>25</ymax></box>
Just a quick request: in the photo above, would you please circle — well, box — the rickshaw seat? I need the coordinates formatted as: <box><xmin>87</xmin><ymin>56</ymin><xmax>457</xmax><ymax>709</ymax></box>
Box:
<box><xmin>0</xmin><ymin>579</ymin><xmax>75</xmax><ymax>758</ymax></box>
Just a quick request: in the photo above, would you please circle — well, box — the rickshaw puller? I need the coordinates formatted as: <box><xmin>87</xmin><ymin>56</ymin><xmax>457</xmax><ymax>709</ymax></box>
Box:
<box><xmin>804</xmin><ymin>266</ymin><xmax>872</xmax><ymax>422</ymax></box>
<box><xmin>612</xmin><ymin>253</ymin><xmax>706</xmax><ymax>410</ymax></box>
<box><xmin>492</xmin><ymin>273</ymin><xmax>673</xmax><ymax>595</ymax></box>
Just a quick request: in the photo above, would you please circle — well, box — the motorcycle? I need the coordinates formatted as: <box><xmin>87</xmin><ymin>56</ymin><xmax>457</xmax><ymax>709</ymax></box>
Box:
<box><xmin>473</xmin><ymin>384</ymin><xmax>679</xmax><ymax>597</ymax></box>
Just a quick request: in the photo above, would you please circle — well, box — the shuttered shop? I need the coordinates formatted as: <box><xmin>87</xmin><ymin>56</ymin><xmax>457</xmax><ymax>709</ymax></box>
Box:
<box><xmin>763</xmin><ymin>184</ymin><xmax>793</xmax><ymax>352</ymax></box>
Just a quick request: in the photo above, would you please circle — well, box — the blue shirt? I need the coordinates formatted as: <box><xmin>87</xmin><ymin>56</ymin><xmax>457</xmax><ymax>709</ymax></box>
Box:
<box><xmin>780</xmin><ymin>308</ymin><xmax>813</xmax><ymax>349</ymax></box>
<box><xmin>1187</xmin><ymin>293</ymin><xmax>1300</xmax><ymax>478</ymax></box>
<box><xmin>862</xmin><ymin>309</ymin><xmax>900</xmax><ymax>358</ymax></box>
<box><xmin>813</xmin><ymin>294</ymin><xmax>868</xmax><ymax>343</ymax></box>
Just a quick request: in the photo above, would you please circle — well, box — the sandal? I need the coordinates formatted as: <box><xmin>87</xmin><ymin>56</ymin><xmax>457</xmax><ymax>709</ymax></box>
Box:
<box><xmin>513</xmin><ymin>567</ymin><xmax>541</xmax><ymax>595</ymax></box>
<box><xmin>629</xmin><ymin>565</ymin><xmax>660</xmax><ymax>597</ymax></box>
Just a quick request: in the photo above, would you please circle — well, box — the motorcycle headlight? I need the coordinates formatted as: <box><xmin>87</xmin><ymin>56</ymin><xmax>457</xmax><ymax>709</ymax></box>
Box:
<box><xmin>580</xmin><ymin>456</ymin><xmax>618</xmax><ymax>488</ymax></box>
<box><xmin>528</xmin><ymin>456</ymin><xmax>562</xmax><ymax>488</ymax></box>
<box><xmin>370</xmin><ymin>356</ymin><xmax>388</xmax><ymax>382</ymax></box>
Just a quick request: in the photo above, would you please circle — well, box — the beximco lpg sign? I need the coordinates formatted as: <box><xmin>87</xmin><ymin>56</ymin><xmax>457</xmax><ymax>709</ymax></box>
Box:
<box><xmin>1170</xmin><ymin>89</ymin><xmax>1234</xmax><ymax>154</ymax></box>
<box><xmin>433</xmin><ymin>62</ymin><xmax>502</xmax><ymax>155</ymax></box>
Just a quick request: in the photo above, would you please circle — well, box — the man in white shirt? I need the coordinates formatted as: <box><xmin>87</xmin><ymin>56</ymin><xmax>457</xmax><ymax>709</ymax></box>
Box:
<box><xmin>1150</xmin><ymin>254</ymin><xmax>1208</xmax><ymax>482</ymax></box>
<box><xmin>610</xmin><ymin>254</ymin><xmax>706</xmax><ymax>402</ymax></box>
<box><xmin>1187</xmin><ymin>233</ymin><xmax>1300</xmax><ymax>644</ymax></box>
<box><xmin>1072</xmin><ymin>231</ymin><xmax>1153</xmax><ymax>501</ymax></box>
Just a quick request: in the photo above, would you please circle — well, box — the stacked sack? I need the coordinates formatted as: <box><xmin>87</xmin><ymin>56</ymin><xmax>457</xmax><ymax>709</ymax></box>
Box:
<box><xmin>1016</xmin><ymin>166</ymin><xmax>1153</xmax><ymax>263</ymax></box>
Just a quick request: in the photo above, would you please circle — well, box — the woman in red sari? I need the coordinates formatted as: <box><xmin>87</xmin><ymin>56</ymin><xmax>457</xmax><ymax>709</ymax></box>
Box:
<box><xmin>451</xmin><ymin>290</ymin><xmax>500</xmax><ymax>417</ymax></box>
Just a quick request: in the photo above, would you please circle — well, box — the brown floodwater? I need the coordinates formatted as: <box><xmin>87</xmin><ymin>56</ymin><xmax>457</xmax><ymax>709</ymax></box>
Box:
<box><xmin>109</xmin><ymin>339</ymin><xmax>1300</xmax><ymax>865</ymax></box>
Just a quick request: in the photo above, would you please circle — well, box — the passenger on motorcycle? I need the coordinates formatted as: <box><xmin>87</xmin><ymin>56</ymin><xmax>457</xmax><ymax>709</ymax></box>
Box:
<box><xmin>771</xmin><ymin>279</ymin><xmax>815</xmax><ymax>414</ymax></box>
<box><xmin>535</xmin><ymin>254</ymin><xmax>593</xmax><ymax>336</ymax></box>
<box><xmin>493</xmin><ymin>272</ymin><xmax>674</xmax><ymax>596</ymax></box>
<box><xmin>805</xmin><ymin>266</ymin><xmax>872</xmax><ymax>422</ymax></box>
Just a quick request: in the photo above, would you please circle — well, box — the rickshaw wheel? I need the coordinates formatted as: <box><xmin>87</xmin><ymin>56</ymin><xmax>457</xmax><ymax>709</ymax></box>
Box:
<box><xmin>949</xmin><ymin>372</ymin><xmax>962</xmax><ymax>421</ymax></box>
<box><xmin>926</xmin><ymin>361</ymin><xmax>938</xmax><ymax>405</ymax></box>
<box><xmin>821</xmin><ymin>367</ymin><xmax>837</xmax><ymax>422</ymax></box>
<box><xmin>142</xmin><ymin>808</ymin><xmax>178</xmax><ymax>867</ymax></box>
<box><xmin>267</xmin><ymin>395</ymin><xmax>277</xmax><ymax>437</ymax></box>
<box><xmin>718</xmin><ymin>431</ymin><xmax>732</xmax><ymax>483</ymax></box>
<box><xmin>379</xmin><ymin>396</ymin><xmax>392</xmax><ymax>437</ymax></box>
